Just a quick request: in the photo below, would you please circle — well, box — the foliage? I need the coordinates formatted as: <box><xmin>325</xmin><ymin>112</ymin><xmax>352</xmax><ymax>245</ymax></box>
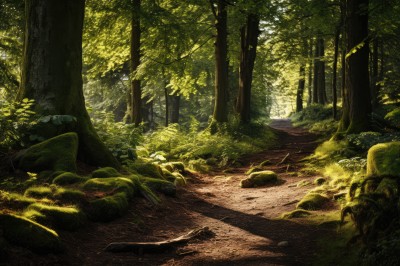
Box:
<box><xmin>346</xmin><ymin>132</ymin><xmax>400</xmax><ymax>151</ymax></box>
<box><xmin>291</xmin><ymin>105</ymin><xmax>339</xmax><ymax>134</ymax></box>
<box><xmin>0</xmin><ymin>98</ymin><xmax>36</xmax><ymax>151</ymax></box>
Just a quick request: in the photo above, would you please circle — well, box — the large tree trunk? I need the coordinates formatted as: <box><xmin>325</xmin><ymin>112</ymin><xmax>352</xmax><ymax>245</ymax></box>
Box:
<box><xmin>170</xmin><ymin>95</ymin><xmax>180</xmax><ymax>124</ymax></box>
<box><xmin>212</xmin><ymin>0</ymin><xmax>229</xmax><ymax>124</ymax></box>
<box><xmin>371</xmin><ymin>37</ymin><xmax>379</xmax><ymax>109</ymax></box>
<box><xmin>312</xmin><ymin>38</ymin><xmax>319</xmax><ymax>103</ymax></box>
<box><xmin>236</xmin><ymin>13</ymin><xmax>260</xmax><ymax>123</ymax></box>
<box><xmin>19</xmin><ymin>0</ymin><xmax>119</xmax><ymax>168</ymax></box>
<box><xmin>339</xmin><ymin>0</ymin><xmax>371</xmax><ymax>134</ymax></box>
<box><xmin>307</xmin><ymin>38</ymin><xmax>313</xmax><ymax>106</ymax></box>
<box><xmin>317</xmin><ymin>38</ymin><xmax>326</xmax><ymax>105</ymax></box>
<box><xmin>130</xmin><ymin>0</ymin><xmax>142</xmax><ymax>126</ymax></box>
<box><xmin>296</xmin><ymin>66</ymin><xmax>305</xmax><ymax>112</ymax></box>
<box><xmin>332</xmin><ymin>30</ymin><xmax>340</xmax><ymax>120</ymax></box>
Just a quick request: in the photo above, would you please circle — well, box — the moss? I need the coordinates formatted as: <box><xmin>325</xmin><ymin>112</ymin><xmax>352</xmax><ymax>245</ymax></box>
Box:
<box><xmin>87</xmin><ymin>192</ymin><xmax>129</xmax><ymax>222</ymax></box>
<box><xmin>245</xmin><ymin>166</ymin><xmax>263</xmax><ymax>175</ymax></box>
<box><xmin>384</xmin><ymin>107</ymin><xmax>400</xmax><ymax>126</ymax></box>
<box><xmin>127</xmin><ymin>161</ymin><xmax>164</xmax><ymax>179</ymax></box>
<box><xmin>52</xmin><ymin>172</ymin><xmax>88</xmax><ymax>185</ymax></box>
<box><xmin>376</xmin><ymin>178</ymin><xmax>399</xmax><ymax>198</ymax></box>
<box><xmin>296</xmin><ymin>193</ymin><xmax>329</xmax><ymax>210</ymax></box>
<box><xmin>91</xmin><ymin>167</ymin><xmax>121</xmax><ymax>178</ymax></box>
<box><xmin>367</xmin><ymin>142</ymin><xmax>400</xmax><ymax>177</ymax></box>
<box><xmin>314</xmin><ymin>177</ymin><xmax>326</xmax><ymax>185</ymax></box>
<box><xmin>281</xmin><ymin>209</ymin><xmax>312</xmax><ymax>219</ymax></box>
<box><xmin>53</xmin><ymin>188</ymin><xmax>86</xmax><ymax>203</ymax></box>
<box><xmin>187</xmin><ymin>159</ymin><xmax>210</xmax><ymax>173</ymax></box>
<box><xmin>160</xmin><ymin>168</ymin><xmax>177</xmax><ymax>182</ymax></box>
<box><xmin>138</xmin><ymin>176</ymin><xmax>176</xmax><ymax>196</ymax></box>
<box><xmin>82</xmin><ymin>177</ymin><xmax>137</xmax><ymax>199</ymax></box>
<box><xmin>172</xmin><ymin>172</ymin><xmax>187</xmax><ymax>186</ymax></box>
<box><xmin>297</xmin><ymin>179</ymin><xmax>311</xmax><ymax>187</ymax></box>
<box><xmin>259</xmin><ymin>160</ymin><xmax>271</xmax><ymax>167</ymax></box>
<box><xmin>16</xmin><ymin>132</ymin><xmax>78</xmax><ymax>172</ymax></box>
<box><xmin>0</xmin><ymin>213</ymin><xmax>62</xmax><ymax>253</ymax></box>
<box><xmin>241</xmin><ymin>170</ymin><xmax>278</xmax><ymax>188</ymax></box>
<box><xmin>0</xmin><ymin>190</ymin><xmax>36</xmax><ymax>208</ymax></box>
<box><xmin>25</xmin><ymin>203</ymin><xmax>86</xmax><ymax>231</ymax></box>
<box><xmin>163</xmin><ymin>162</ymin><xmax>185</xmax><ymax>173</ymax></box>
<box><xmin>22</xmin><ymin>209</ymin><xmax>47</xmax><ymax>222</ymax></box>
<box><xmin>24</xmin><ymin>186</ymin><xmax>52</xmax><ymax>199</ymax></box>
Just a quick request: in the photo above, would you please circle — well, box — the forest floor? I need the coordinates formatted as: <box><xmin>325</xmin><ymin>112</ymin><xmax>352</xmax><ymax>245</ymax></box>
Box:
<box><xmin>17</xmin><ymin>119</ymin><xmax>340</xmax><ymax>266</ymax></box>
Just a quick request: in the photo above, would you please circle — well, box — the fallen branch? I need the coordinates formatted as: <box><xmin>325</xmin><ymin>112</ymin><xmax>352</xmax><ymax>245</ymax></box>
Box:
<box><xmin>277</xmin><ymin>153</ymin><xmax>290</xmax><ymax>165</ymax></box>
<box><xmin>282</xmin><ymin>199</ymin><xmax>299</xmax><ymax>206</ymax></box>
<box><xmin>105</xmin><ymin>226</ymin><xmax>212</xmax><ymax>253</ymax></box>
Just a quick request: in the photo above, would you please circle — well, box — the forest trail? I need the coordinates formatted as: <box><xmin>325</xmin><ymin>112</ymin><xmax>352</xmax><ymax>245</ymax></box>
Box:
<box><xmin>31</xmin><ymin>120</ymin><xmax>336</xmax><ymax>266</ymax></box>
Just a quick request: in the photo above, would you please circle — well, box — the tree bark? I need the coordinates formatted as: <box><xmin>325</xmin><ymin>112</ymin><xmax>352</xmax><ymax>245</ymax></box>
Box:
<box><xmin>130</xmin><ymin>0</ymin><xmax>142</xmax><ymax>126</ymax></box>
<box><xmin>236</xmin><ymin>13</ymin><xmax>260</xmax><ymax>123</ymax></box>
<box><xmin>19</xmin><ymin>0</ymin><xmax>119</xmax><ymax>168</ymax></box>
<box><xmin>212</xmin><ymin>0</ymin><xmax>229</xmax><ymax>124</ymax></box>
<box><xmin>317</xmin><ymin>38</ymin><xmax>326</xmax><ymax>105</ymax></box>
<box><xmin>340</xmin><ymin>0</ymin><xmax>371</xmax><ymax>133</ymax></box>
<box><xmin>307</xmin><ymin>38</ymin><xmax>313</xmax><ymax>106</ymax></box>
<box><xmin>170</xmin><ymin>95</ymin><xmax>180</xmax><ymax>124</ymax></box>
<box><xmin>296</xmin><ymin>66</ymin><xmax>305</xmax><ymax>112</ymax></box>
<box><xmin>164</xmin><ymin>86</ymin><xmax>169</xmax><ymax>127</ymax></box>
<box><xmin>371</xmin><ymin>37</ymin><xmax>379</xmax><ymax>109</ymax></box>
<box><xmin>312</xmin><ymin>38</ymin><xmax>319</xmax><ymax>103</ymax></box>
<box><xmin>332</xmin><ymin>30</ymin><xmax>340</xmax><ymax>120</ymax></box>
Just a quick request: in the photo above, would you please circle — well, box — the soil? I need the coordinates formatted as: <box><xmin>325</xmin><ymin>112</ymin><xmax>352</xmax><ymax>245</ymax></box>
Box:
<box><xmin>4</xmin><ymin>119</ymin><xmax>339</xmax><ymax>266</ymax></box>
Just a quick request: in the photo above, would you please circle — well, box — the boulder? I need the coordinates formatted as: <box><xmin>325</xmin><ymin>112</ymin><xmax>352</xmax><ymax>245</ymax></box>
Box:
<box><xmin>296</xmin><ymin>193</ymin><xmax>329</xmax><ymax>210</ymax></box>
<box><xmin>367</xmin><ymin>142</ymin><xmax>400</xmax><ymax>177</ymax></box>
<box><xmin>241</xmin><ymin>170</ymin><xmax>278</xmax><ymax>188</ymax></box>
<box><xmin>16</xmin><ymin>132</ymin><xmax>78</xmax><ymax>172</ymax></box>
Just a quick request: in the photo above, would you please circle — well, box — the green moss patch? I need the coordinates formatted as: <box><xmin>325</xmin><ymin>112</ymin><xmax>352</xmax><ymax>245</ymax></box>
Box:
<box><xmin>281</xmin><ymin>209</ymin><xmax>312</xmax><ymax>219</ymax></box>
<box><xmin>24</xmin><ymin>203</ymin><xmax>86</xmax><ymax>231</ymax></box>
<box><xmin>24</xmin><ymin>186</ymin><xmax>52</xmax><ymax>199</ymax></box>
<box><xmin>52</xmin><ymin>172</ymin><xmax>87</xmax><ymax>185</ymax></box>
<box><xmin>376</xmin><ymin>178</ymin><xmax>399</xmax><ymax>198</ymax></box>
<box><xmin>296</xmin><ymin>193</ymin><xmax>329</xmax><ymax>210</ymax></box>
<box><xmin>367</xmin><ymin>142</ymin><xmax>400</xmax><ymax>177</ymax></box>
<box><xmin>138</xmin><ymin>176</ymin><xmax>176</xmax><ymax>196</ymax></box>
<box><xmin>241</xmin><ymin>170</ymin><xmax>278</xmax><ymax>188</ymax></box>
<box><xmin>16</xmin><ymin>132</ymin><xmax>78</xmax><ymax>172</ymax></box>
<box><xmin>0</xmin><ymin>190</ymin><xmax>36</xmax><ymax>209</ymax></box>
<box><xmin>82</xmin><ymin>177</ymin><xmax>137</xmax><ymax>199</ymax></box>
<box><xmin>53</xmin><ymin>188</ymin><xmax>86</xmax><ymax>203</ymax></box>
<box><xmin>245</xmin><ymin>166</ymin><xmax>263</xmax><ymax>175</ymax></box>
<box><xmin>163</xmin><ymin>162</ymin><xmax>185</xmax><ymax>173</ymax></box>
<box><xmin>87</xmin><ymin>192</ymin><xmax>129</xmax><ymax>222</ymax></box>
<box><xmin>297</xmin><ymin>179</ymin><xmax>311</xmax><ymax>187</ymax></box>
<box><xmin>128</xmin><ymin>162</ymin><xmax>164</xmax><ymax>179</ymax></box>
<box><xmin>259</xmin><ymin>160</ymin><xmax>271</xmax><ymax>166</ymax></box>
<box><xmin>160</xmin><ymin>168</ymin><xmax>177</xmax><ymax>182</ymax></box>
<box><xmin>314</xmin><ymin>177</ymin><xmax>326</xmax><ymax>185</ymax></box>
<box><xmin>91</xmin><ymin>167</ymin><xmax>121</xmax><ymax>178</ymax></box>
<box><xmin>0</xmin><ymin>213</ymin><xmax>62</xmax><ymax>253</ymax></box>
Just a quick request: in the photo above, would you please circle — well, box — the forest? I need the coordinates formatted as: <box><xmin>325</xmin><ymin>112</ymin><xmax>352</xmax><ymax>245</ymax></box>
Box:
<box><xmin>0</xmin><ymin>0</ymin><xmax>400</xmax><ymax>265</ymax></box>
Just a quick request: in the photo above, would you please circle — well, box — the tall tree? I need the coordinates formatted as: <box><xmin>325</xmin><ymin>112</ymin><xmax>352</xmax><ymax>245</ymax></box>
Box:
<box><xmin>338</xmin><ymin>0</ymin><xmax>371</xmax><ymax>133</ymax></box>
<box><xmin>19</xmin><ymin>0</ymin><xmax>119</xmax><ymax>168</ymax></box>
<box><xmin>211</xmin><ymin>0</ymin><xmax>229</xmax><ymax>124</ymax></box>
<box><xmin>236</xmin><ymin>8</ymin><xmax>260</xmax><ymax>123</ymax></box>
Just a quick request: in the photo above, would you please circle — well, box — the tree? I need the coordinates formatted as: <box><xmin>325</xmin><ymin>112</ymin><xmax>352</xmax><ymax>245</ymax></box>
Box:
<box><xmin>236</xmin><ymin>5</ymin><xmax>260</xmax><ymax>123</ymax></box>
<box><xmin>18</xmin><ymin>0</ymin><xmax>119</xmax><ymax>168</ymax></box>
<box><xmin>211</xmin><ymin>0</ymin><xmax>229</xmax><ymax>125</ymax></box>
<box><xmin>338</xmin><ymin>0</ymin><xmax>371</xmax><ymax>133</ymax></box>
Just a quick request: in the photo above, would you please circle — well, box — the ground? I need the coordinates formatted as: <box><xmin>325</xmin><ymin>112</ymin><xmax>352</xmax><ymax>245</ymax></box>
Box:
<box><xmin>7</xmin><ymin>119</ymin><xmax>339</xmax><ymax>265</ymax></box>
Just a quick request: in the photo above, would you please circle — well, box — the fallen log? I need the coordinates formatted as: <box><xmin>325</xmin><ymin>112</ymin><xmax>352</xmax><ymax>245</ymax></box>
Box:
<box><xmin>105</xmin><ymin>226</ymin><xmax>212</xmax><ymax>253</ymax></box>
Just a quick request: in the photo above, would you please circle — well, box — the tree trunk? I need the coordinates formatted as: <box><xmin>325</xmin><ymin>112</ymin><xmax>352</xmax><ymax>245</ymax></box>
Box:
<box><xmin>19</xmin><ymin>0</ymin><xmax>119</xmax><ymax>168</ymax></box>
<box><xmin>164</xmin><ymin>86</ymin><xmax>169</xmax><ymax>127</ymax></box>
<box><xmin>317</xmin><ymin>38</ymin><xmax>326</xmax><ymax>105</ymax></box>
<box><xmin>170</xmin><ymin>95</ymin><xmax>180</xmax><ymax>124</ymax></box>
<box><xmin>296</xmin><ymin>66</ymin><xmax>305</xmax><ymax>112</ymax></box>
<box><xmin>236</xmin><ymin>13</ymin><xmax>260</xmax><ymax>123</ymax></box>
<box><xmin>130</xmin><ymin>0</ymin><xmax>142</xmax><ymax>126</ymax></box>
<box><xmin>341</xmin><ymin>0</ymin><xmax>371</xmax><ymax>133</ymax></box>
<box><xmin>307</xmin><ymin>38</ymin><xmax>313</xmax><ymax>106</ymax></box>
<box><xmin>371</xmin><ymin>37</ymin><xmax>379</xmax><ymax>109</ymax></box>
<box><xmin>332</xmin><ymin>30</ymin><xmax>340</xmax><ymax>120</ymax></box>
<box><xmin>312</xmin><ymin>38</ymin><xmax>319</xmax><ymax>103</ymax></box>
<box><xmin>212</xmin><ymin>0</ymin><xmax>229</xmax><ymax>123</ymax></box>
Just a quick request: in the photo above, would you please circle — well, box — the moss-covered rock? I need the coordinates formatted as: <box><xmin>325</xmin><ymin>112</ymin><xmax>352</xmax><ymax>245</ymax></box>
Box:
<box><xmin>296</xmin><ymin>193</ymin><xmax>329</xmax><ymax>210</ymax></box>
<box><xmin>52</xmin><ymin>172</ymin><xmax>88</xmax><ymax>185</ymax></box>
<box><xmin>0</xmin><ymin>190</ymin><xmax>36</xmax><ymax>208</ymax></box>
<box><xmin>53</xmin><ymin>188</ymin><xmax>86</xmax><ymax>203</ymax></box>
<box><xmin>16</xmin><ymin>132</ymin><xmax>78</xmax><ymax>172</ymax></box>
<box><xmin>82</xmin><ymin>177</ymin><xmax>137</xmax><ymax>199</ymax></box>
<box><xmin>128</xmin><ymin>162</ymin><xmax>164</xmax><ymax>179</ymax></box>
<box><xmin>91</xmin><ymin>167</ymin><xmax>121</xmax><ymax>178</ymax></box>
<box><xmin>87</xmin><ymin>192</ymin><xmax>129</xmax><ymax>222</ymax></box>
<box><xmin>138</xmin><ymin>177</ymin><xmax>176</xmax><ymax>196</ymax></box>
<box><xmin>314</xmin><ymin>177</ymin><xmax>326</xmax><ymax>185</ymax></box>
<box><xmin>281</xmin><ymin>209</ymin><xmax>312</xmax><ymax>219</ymax></box>
<box><xmin>160</xmin><ymin>168</ymin><xmax>177</xmax><ymax>182</ymax></box>
<box><xmin>241</xmin><ymin>170</ymin><xmax>278</xmax><ymax>188</ymax></box>
<box><xmin>376</xmin><ymin>178</ymin><xmax>399</xmax><ymax>198</ymax></box>
<box><xmin>24</xmin><ymin>203</ymin><xmax>85</xmax><ymax>231</ymax></box>
<box><xmin>0</xmin><ymin>213</ymin><xmax>62</xmax><ymax>253</ymax></box>
<box><xmin>367</xmin><ymin>142</ymin><xmax>400</xmax><ymax>177</ymax></box>
<box><xmin>24</xmin><ymin>186</ymin><xmax>53</xmax><ymax>199</ymax></box>
<box><xmin>259</xmin><ymin>160</ymin><xmax>271</xmax><ymax>167</ymax></box>
<box><xmin>163</xmin><ymin>162</ymin><xmax>185</xmax><ymax>173</ymax></box>
<box><xmin>172</xmin><ymin>172</ymin><xmax>187</xmax><ymax>186</ymax></box>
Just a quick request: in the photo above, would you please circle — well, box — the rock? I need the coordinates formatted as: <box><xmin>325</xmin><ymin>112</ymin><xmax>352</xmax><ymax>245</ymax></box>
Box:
<box><xmin>128</xmin><ymin>161</ymin><xmax>165</xmax><ymax>179</ymax></box>
<box><xmin>241</xmin><ymin>170</ymin><xmax>278</xmax><ymax>188</ymax></box>
<box><xmin>138</xmin><ymin>176</ymin><xmax>177</xmax><ymax>196</ymax></box>
<box><xmin>296</xmin><ymin>193</ymin><xmax>329</xmax><ymax>210</ymax></box>
<box><xmin>281</xmin><ymin>209</ymin><xmax>311</xmax><ymax>219</ymax></box>
<box><xmin>87</xmin><ymin>192</ymin><xmax>129</xmax><ymax>222</ymax></box>
<box><xmin>278</xmin><ymin>241</ymin><xmax>289</xmax><ymax>247</ymax></box>
<box><xmin>83</xmin><ymin>177</ymin><xmax>137</xmax><ymax>199</ymax></box>
<box><xmin>52</xmin><ymin>172</ymin><xmax>87</xmax><ymax>185</ymax></box>
<box><xmin>0</xmin><ymin>213</ymin><xmax>62</xmax><ymax>253</ymax></box>
<box><xmin>245</xmin><ymin>166</ymin><xmax>263</xmax><ymax>175</ymax></box>
<box><xmin>367</xmin><ymin>142</ymin><xmax>400</xmax><ymax>177</ymax></box>
<box><xmin>16</xmin><ymin>132</ymin><xmax>78</xmax><ymax>172</ymax></box>
<box><xmin>91</xmin><ymin>167</ymin><xmax>121</xmax><ymax>178</ymax></box>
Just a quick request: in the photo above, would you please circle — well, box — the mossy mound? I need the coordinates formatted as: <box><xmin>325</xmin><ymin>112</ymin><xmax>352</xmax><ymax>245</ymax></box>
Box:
<box><xmin>163</xmin><ymin>162</ymin><xmax>185</xmax><ymax>173</ymax></box>
<box><xmin>0</xmin><ymin>213</ymin><xmax>61</xmax><ymax>253</ymax></box>
<box><xmin>24</xmin><ymin>203</ymin><xmax>86</xmax><ymax>231</ymax></box>
<box><xmin>52</xmin><ymin>172</ymin><xmax>87</xmax><ymax>185</ymax></box>
<box><xmin>281</xmin><ymin>209</ymin><xmax>312</xmax><ymax>219</ymax></box>
<box><xmin>16</xmin><ymin>132</ymin><xmax>78</xmax><ymax>172</ymax></box>
<box><xmin>367</xmin><ymin>142</ymin><xmax>400</xmax><ymax>177</ymax></box>
<box><xmin>0</xmin><ymin>190</ymin><xmax>36</xmax><ymax>209</ymax></box>
<box><xmin>241</xmin><ymin>170</ymin><xmax>278</xmax><ymax>188</ymax></box>
<box><xmin>128</xmin><ymin>162</ymin><xmax>164</xmax><ymax>179</ymax></box>
<box><xmin>160</xmin><ymin>168</ymin><xmax>177</xmax><ymax>182</ymax></box>
<box><xmin>24</xmin><ymin>186</ymin><xmax>53</xmax><ymax>199</ymax></box>
<box><xmin>91</xmin><ymin>167</ymin><xmax>121</xmax><ymax>178</ymax></box>
<box><xmin>245</xmin><ymin>166</ymin><xmax>264</xmax><ymax>175</ymax></box>
<box><xmin>314</xmin><ymin>177</ymin><xmax>326</xmax><ymax>185</ymax></box>
<box><xmin>53</xmin><ymin>188</ymin><xmax>86</xmax><ymax>203</ymax></box>
<box><xmin>385</xmin><ymin>107</ymin><xmax>400</xmax><ymax>127</ymax></box>
<box><xmin>138</xmin><ymin>177</ymin><xmax>176</xmax><ymax>196</ymax></box>
<box><xmin>376</xmin><ymin>178</ymin><xmax>399</xmax><ymax>198</ymax></box>
<box><xmin>82</xmin><ymin>177</ymin><xmax>137</xmax><ymax>199</ymax></box>
<box><xmin>296</xmin><ymin>193</ymin><xmax>329</xmax><ymax>210</ymax></box>
<box><xmin>259</xmin><ymin>160</ymin><xmax>271</xmax><ymax>167</ymax></box>
<box><xmin>172</xmin><ymin>172</ymin><xmax>187</xmax><ymax>186</ymax></box>
<box><xmin>87</xmin><ymin>192</ymin><xmax>129</xmax><ymax>222</ymax></box>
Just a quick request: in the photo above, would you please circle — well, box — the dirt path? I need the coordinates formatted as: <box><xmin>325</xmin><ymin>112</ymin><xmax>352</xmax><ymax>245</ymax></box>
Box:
<box><xmin>20</xmin><ymin>119</ymin><xmax>334</xmax><ymax>266</ymax></box>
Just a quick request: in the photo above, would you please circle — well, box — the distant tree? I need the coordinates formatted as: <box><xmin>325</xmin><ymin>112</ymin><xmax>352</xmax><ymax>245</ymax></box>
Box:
<box><xmin>19</xmin><ymin>0</ymin><xmax>119</xmax><ymax>167</ymax></box>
